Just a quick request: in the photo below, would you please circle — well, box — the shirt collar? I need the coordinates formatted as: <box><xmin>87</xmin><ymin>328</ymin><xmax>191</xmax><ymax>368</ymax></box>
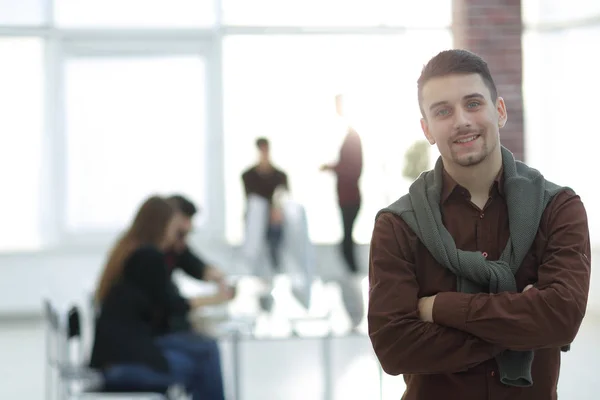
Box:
<box><xmin>441</xmin><ymin>166</ymin><xmax>504</xmax><ymax>204</ymax></box>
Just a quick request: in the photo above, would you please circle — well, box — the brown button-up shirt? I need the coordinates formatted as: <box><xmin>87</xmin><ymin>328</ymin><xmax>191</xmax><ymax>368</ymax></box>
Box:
<box><xmin>368</xmin><ymin>169</ymin><xmax>591</xmax><ymax>400</ymax></box>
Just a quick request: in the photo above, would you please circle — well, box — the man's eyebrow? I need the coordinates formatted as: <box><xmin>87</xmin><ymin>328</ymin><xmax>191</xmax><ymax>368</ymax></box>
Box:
<box><xmin>463</xmin><ymin>93</ymin><xmax>485</xmax><ymax>100</ymax></box>
<box><xmin>428</xmin><ymin>93</ymin><xmax>485</xmax><ymax>111</ymax></box>
<box><xmin>429</xmin><ymin>100</ymin><xmax>447</xmax><ymax>111</ymax></box>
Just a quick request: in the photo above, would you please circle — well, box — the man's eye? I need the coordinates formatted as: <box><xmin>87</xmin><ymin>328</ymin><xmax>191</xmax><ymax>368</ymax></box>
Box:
<box><xmin>436</xmin><ymin>109</ymin><xmax>450</xmax><ymax>116</ymax></box>
<box><xmin>467</xmin><ymin>101</ymin><xmax>481</xmax><ymax>108</ymax></box>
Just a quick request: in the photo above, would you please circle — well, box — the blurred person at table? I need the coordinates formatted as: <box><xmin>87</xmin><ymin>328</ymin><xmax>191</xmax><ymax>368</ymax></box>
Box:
<box><xmin>161</xmin><ymin>194</ymin><xmax>231</xmax><ymax>334</ymax></box>
<box><xmin>92</xmin><ymin>195</ymin><xmax>232</xmax><ymax>399</ymax></box>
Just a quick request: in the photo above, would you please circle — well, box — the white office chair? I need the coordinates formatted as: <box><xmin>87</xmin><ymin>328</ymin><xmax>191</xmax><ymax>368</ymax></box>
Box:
<box><xmin>43</xmin><ymin>299</ymin><xmax>172</xmax><ymax>400</ymax></box>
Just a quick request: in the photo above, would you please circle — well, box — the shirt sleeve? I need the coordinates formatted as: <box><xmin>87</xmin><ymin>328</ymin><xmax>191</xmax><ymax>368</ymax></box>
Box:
<box><xmin>368</xmin><ymin>213</ymin><xmax>503</xmax><ymax>376</ymax></box>
<box><xmin>242</xmin><ymin>170</ymin><xmax>251</xmax><ymax>197</ymax></box>
<box><xmin>176</xmin><ymin>248</ymin><xmax>207</xmax><ymax>280</ymax></box>
<box><xmin>124</xmin><ymin>247</ymin><xmax>189</xmax><ymax>313</ymax></box>
<box><xmin>281</xmin><ymin>172</ymin><xmax>289</xmax><ymax>192</ymax></box>
<box><xmin>433</xmin><ymin>191</ymin><xmax>591</xmax><ymax>351</ymax></box>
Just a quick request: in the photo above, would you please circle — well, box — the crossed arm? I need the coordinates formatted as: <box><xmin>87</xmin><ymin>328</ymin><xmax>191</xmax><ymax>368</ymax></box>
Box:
<box><xmin>368</xmin><ymin>192</ymin><xmax>590</xmax><ymax>376</ymax></box>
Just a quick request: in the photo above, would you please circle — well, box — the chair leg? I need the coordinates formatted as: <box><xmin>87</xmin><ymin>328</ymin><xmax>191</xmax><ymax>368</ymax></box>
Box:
<box><xmin>45</xmin><ymin>362</ymin><xmax>52</xmax><ymax>400</ymax></box>
<box><xmin>57</xmin><ymin>372</ymin><xmax>68</xmax><ymax>400</ymax></box>
<box><xmin>46</xmin><ymin>327</ymin><xmax>55</xmax><ymax>400</ymax></box>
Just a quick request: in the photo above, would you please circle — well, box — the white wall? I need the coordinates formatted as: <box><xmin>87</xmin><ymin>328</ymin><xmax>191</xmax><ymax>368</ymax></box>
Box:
<box><xmin>0</xmin><ymin>242</ymin><xmax>370</xmax><ymax>316</ymax></box>
<box><xmin>1</xmin><ymin>243</ymin><xmax>598</xmax><ymax>318</ymax></box>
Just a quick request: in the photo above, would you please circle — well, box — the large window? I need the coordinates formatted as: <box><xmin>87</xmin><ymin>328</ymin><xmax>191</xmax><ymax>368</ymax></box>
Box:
<box><xmin>524</xmin><ymin>24</ymin><xmax>600</xmax><ymax>245</ymax></box>
<box><xmin>64</xmin><ymin>56</ymin><xmax>207</xmax><ymax>234</ymax></box>
<box><xmin>523</xmin><ymin>0</ymin><xmax>600</xmax><ymax>245</ymax></box>
<box><xmin>0</xmin><ymin>0</ymin><xmax>47</xmax><ymax>25</ymax></box>
<box><xmin>221</xmin><ymin>0</ymin><xmax>451</xmax><ymax>27</ymax></box>
<box><xmin>0</xmin><ymin>38</ymin><xmax>44</xmax><ymax>252</ymax></box>
<box><xmin>54</xmin><ymin>0</ymin><xmax>214</xmax><ymax>28</ymax></box>
<box><xmin>523</xmin><ymin>0</ymin><xmax>600</xmax><ymax>26</ymax></box>
<box><xmin>223</xmin><ymin>31</ymin><xmax>451</xmax><ymax>244</ymax></box>
<box><xmin>0</xmin><ymin>0</ymin><xmax>452</xmax><ymax>252</ymax></box>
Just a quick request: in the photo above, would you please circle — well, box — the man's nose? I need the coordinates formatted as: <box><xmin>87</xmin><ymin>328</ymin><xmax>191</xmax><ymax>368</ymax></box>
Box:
<box><xmin>453</xmin><ymin>107</ymin><xmax>471</xmax><ymax>130</ymax></box>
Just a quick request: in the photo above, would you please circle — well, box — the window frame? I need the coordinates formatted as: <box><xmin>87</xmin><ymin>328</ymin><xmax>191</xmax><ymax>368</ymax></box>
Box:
<box><xmin>54</xmin><ymin>36</ymin><xmax>222</xmax><ymax>251</ymax></box>
<box><xmin>0</xmin><ymin>36</ymin><xmax>46</xmax><ymax>253</ymax></box>
<box><xmin>0</xmin><ymin>1</ymin><xmax>456</xmax><ymax>254</ymax></box>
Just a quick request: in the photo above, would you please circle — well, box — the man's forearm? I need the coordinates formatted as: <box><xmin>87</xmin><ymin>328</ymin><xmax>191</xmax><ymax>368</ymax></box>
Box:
<box><xmin>432</xmin><ymin>287</ymin><xmax>586</xmax><ymax>351</ymax></box>
<box><xmin>370</xmin><ymin>314</ymin><xmax>503</xmax><ymax>376</ymax></box>
<box><xmin>202</xmin><ymin>265</ymin><xmax>225</xmax><ymax>283</ymax></box>
<box><xmin>188</xmin><ymin>294</ymin><xmax>223</xmax><ymax>309</ymax></box>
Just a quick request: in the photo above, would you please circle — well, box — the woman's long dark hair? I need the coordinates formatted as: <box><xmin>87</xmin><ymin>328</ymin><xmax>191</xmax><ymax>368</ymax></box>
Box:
<box><xmin>94</xmin><ymin>195</ymin><xmax>175</xmax><ymax>303</ymax></box>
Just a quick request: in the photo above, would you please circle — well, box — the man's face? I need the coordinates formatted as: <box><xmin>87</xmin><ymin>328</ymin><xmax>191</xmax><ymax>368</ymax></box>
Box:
<box><xmin>173</xmin><ymin>213</ymin><xmax>193</xmax><ymax>254</ymax></box>
<box><xmin>163</xmin><ymin>212</ymin><xmax>185</xmax><ymax>250</ymax></box>
<box><xmin>419</xmin><ymin>73</ymin><xmax>507</xmax><ymax>168</ymax></box>
<box><xmin>258</xmin><ymin>143</ymin><xmax>270</xmax><ymax>161</ymax></box>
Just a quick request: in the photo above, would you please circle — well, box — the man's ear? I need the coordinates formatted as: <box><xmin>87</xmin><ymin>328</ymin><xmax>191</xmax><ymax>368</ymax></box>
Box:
<box><xmin>421</xmin><ymin>118</ymin><xmax>435</xmax><ymax>145</ymax></box>
<box><xmin>496</xmin><ymin>97</ymin><xmax>508</xmax><ymax>128</ymax></box>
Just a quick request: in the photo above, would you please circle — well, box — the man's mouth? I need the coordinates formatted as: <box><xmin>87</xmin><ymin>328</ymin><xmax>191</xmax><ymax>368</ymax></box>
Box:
<box><xmin>454</xmin><ymin>135</ymin><xmax>480</xmax><ymax>144</ymax></box>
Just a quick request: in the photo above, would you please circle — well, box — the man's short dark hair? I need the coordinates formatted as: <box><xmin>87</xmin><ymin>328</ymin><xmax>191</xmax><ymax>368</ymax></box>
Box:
<box><xmin>417</xmin><ymin>49</ymin><xmax>498</xmax><ymax>117</ymax></box>
<box><xmin>167</xmin><ymin>194</ymin><xmax>197</xmax><ymax>218</ymax></box>
<box><xmin>256</xmin><ymin>137</ymin><xmax>269</xmax><ymax>149</ymax></box>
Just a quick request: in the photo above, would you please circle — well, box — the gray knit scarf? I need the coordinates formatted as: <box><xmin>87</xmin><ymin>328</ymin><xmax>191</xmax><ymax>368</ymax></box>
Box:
<box><xmin>377</xmin><ymin>146</ymin><xmax>566</xmax><ymax>387</ymax></box>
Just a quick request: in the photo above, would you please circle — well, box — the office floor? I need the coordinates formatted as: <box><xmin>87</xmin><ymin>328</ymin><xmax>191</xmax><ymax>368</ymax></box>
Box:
<box><xmin>1</xmin><ymin>314</ymin><xmax>600</xmax><ymax>400</ymax></box>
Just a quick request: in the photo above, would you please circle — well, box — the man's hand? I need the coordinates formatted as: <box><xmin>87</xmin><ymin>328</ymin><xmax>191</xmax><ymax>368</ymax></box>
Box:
<box><xmin>270</xmin><ymin>208</ymin><xmax>283</xmax><ymax>224</ymax></box>
<box><xmin>203</xmin><ymin>266</ymin><xmax>225</xmax><ymax>284</ymax></box>
<box><xmin>189</xmin><ymin>283</ymin><xmax>236</xmax><ymax>308</ymax></box>
<box><xmin>418</xmin><ymin>295</ymin><xmax>437</xmax><ymax>323</ymax></box>
<box><xmin>215</xmin><ymin>282</ymin><xmax>236</xmax><ymax>302</ymax></box>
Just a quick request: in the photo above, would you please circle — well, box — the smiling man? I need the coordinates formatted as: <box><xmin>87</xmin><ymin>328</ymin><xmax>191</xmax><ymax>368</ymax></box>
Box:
<box><xmin>368</xmin><ymin>49</ymin><xmax>591</xmax><ymax>400</ymax></box>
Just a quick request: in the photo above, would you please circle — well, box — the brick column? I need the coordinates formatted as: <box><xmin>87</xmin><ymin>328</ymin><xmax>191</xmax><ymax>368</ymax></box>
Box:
<box><xmin>453</xmin><ymin>0</ymin><xmax>525</xmax><ymax>161</ymax></box>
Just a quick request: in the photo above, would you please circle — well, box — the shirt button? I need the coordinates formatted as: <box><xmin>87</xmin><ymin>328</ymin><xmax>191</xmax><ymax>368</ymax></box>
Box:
<box><xmin>479</xmin><ymin>213</ymin><xmax>484</xmax><ymax>219</ymax></box>
<box><xmin>482</xmin><ymin>252</ymin><xmax>488</xmax><ymax>258</ymax></box>
<box><xmin>490</xmin><ymin>371</ymin><xmax>496</xmax><ymax>377</ymax></box>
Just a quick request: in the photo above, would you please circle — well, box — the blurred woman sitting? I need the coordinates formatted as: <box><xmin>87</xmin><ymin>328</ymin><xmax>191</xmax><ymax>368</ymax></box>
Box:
<box><xmin>90</xmin><ymin>195</ymin><xmax>233</xmax><ymax>399</ymax></box>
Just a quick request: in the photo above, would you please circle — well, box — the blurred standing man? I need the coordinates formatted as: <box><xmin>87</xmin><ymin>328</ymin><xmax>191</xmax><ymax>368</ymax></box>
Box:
<box><xmin>320</xmin><ymin>94</ymin><xmax>363</xmax><ymax>275</ymax></box>
<box><xmin>242</xmin><ymin>137</ymin><xmax>289</xmax><ymax>272</ymax></box>
<box><xmin>320</xmin><ymin>94</ymin><xmax>365</xmax><ymax>332</ymax></box>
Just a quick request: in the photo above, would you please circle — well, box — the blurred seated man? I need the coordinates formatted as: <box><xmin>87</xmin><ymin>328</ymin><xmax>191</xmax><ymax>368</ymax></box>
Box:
<box><xmin>163</xmin><ymin>194</ymin><xmax>230</xmax><ymax>333</ymax></box>
<box><xmin>241</xmin><ymin>137</ymin><xmax>289</xmax><ymax>273</ymax></box>
<box><xmin>91</xmin><ymin>196</ymin><xmax>233</xmax><ymax>400</ymax></box>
